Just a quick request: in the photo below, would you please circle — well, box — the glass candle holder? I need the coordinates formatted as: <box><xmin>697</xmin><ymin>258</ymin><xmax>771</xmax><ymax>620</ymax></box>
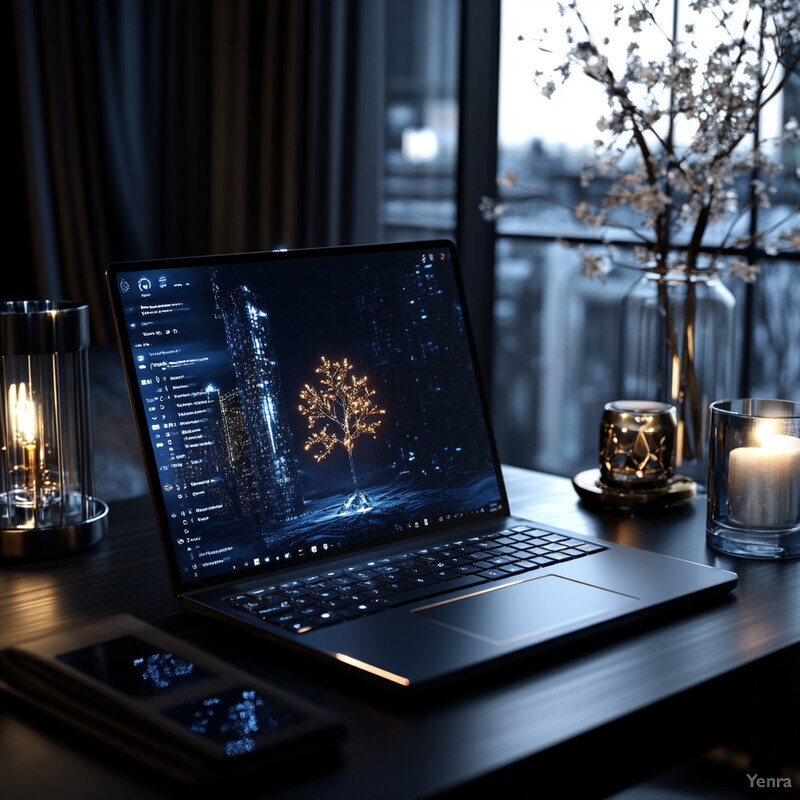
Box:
<box><xmin>706</xmin><ymin>398</ymin><xmax>800</xmax><ymax>559</ymax></box>
<box><xmin>599</xmin><ymin>400</ymin><xmax>677</xmax><ymax>489</ymax></box>
<box><xmin>0</xmin><ymin>301</ymin><xmax>108</xmax><ymax>558</ymax></box>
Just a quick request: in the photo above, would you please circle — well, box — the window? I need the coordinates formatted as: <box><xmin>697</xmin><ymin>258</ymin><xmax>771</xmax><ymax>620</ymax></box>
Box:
<box><xmin>490</xmin><ymin>0</ymin><xmax>800</xmax><ymax>477</ymax></box>
<box><xmin>381</xmin><ymin>0</ymin><xmax>461</xmax><ymax>242</ymax></box>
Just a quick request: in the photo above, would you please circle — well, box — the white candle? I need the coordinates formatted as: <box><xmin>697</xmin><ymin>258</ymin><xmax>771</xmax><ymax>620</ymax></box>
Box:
<box><xmin>728</xmin><ymin>426</ymin><xmax>800</xmax><ymax>529</ymax></box>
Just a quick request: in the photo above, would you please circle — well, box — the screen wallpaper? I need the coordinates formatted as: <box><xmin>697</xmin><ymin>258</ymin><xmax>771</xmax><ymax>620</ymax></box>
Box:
<box><xmin>115</xmin><ymin>246</ymin><xmax>503</xmax><ymax>584</ymax></box>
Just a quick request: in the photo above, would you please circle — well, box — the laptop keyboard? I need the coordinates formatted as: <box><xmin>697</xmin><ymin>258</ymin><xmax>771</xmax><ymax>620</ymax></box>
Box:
<box><xmin>224</xmin><ymin>525</ymin><xmax>607</xmax><ymax>635</ymax></box>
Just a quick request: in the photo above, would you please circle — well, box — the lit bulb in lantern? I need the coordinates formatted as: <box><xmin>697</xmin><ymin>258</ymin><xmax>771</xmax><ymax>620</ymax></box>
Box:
<box><xmin>10</xmin><ymin>382</ymin><xmax>37</xmax><ymax>445</ymax></box>
<box><xmin>7</xmin><ymin>382</ymin><xmax>39</xmax><ymax>504</ymax></box>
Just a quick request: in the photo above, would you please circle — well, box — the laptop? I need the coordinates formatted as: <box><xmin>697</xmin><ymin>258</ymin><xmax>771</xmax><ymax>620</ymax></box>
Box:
<box><xmin>106</xmin><ymin>239</ymin><xmax>737</xmax><ymax>691</ymax></box>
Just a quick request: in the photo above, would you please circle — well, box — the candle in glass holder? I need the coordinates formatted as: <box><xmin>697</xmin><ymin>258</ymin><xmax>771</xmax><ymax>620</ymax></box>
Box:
<box><xmin>707</xmin><ymin>398</ymin><xmax>800</xmax><ymax>560</ymax></box>
<box><xmin>728</xmin><ymin>425</ymin><xmax>800</xmax><ymax>529</ymax></box>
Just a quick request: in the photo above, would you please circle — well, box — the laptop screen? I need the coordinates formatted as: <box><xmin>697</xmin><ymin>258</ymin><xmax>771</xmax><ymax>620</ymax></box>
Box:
<box><xmin>108</xmin><ymin>241</ymin><xmax>507</xmax><ymax>590</ymax></box>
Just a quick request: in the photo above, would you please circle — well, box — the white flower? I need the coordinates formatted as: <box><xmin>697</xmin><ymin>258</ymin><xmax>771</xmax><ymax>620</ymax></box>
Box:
<box><xmin>497</xmin><ymin>172</ymin><xmax>518</xmax><ymax>188</ymax></box>
<box><xmin>479</xmin><ymin>196</ymin><xmax>506</xmax><ymax>222</ymax></box>
<box><xmin>579</xmin><ymin>249</ymin><xmax>608</xmax><ymax>281</ymax></box>
<box><xmin>729</xmin><ymin>258</ymin><xmax>760</xmax><ymax>283</ymax></box>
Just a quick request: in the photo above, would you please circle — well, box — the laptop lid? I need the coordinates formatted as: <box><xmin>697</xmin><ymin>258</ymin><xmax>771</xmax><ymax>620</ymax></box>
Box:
<box><xmin>106</xmin><ymin>240</ymin><xmax>509</xmax><ymax>596</ymax></box>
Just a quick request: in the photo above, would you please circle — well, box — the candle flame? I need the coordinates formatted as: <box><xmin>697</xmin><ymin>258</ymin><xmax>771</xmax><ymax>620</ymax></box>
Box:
<box><xmin>8</xmin><ymin>382</ymin><xmax>37</xmax><ymax>444</ymax></box>
<box><xmin>754</xmin><ymin>421</ymin><xmax>775</xmax><ymax>447</ymax></box>
<box><xmin>754</xmin><ymin>421</ymin><xmax>800</xmax><ymax>452</ymax></box>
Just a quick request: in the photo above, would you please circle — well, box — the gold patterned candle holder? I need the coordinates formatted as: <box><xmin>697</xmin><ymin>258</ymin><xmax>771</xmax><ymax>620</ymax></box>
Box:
<box><xmin>573</xmin><ymin>400</ymin><xmax>696</xmax><ymax>513</ymax></box>
<box><xmin>600</xmin><ymin>400</ymin><xmax>677</xmax><ymax>488</ymax></box>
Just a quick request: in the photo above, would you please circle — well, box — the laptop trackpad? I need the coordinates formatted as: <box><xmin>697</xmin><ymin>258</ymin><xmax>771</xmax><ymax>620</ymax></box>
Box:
<box><xmin>413</xmin><ymin>574</ymin><xmax>638</xmax><ymax>646</ymax></box>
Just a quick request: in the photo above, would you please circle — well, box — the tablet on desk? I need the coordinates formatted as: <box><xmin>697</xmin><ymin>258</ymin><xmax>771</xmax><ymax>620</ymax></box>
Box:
<box><xmin>0</xmin><ymin>614</ymin><xmax>344</xmax><ymax>785</ymax></box>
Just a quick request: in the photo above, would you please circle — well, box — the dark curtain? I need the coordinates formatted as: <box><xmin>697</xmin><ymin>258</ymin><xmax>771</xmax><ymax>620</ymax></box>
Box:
<box><xmin>12</xmin><ymin>0</ymin><xmax>369</xmax><ymax>344</ymax></box>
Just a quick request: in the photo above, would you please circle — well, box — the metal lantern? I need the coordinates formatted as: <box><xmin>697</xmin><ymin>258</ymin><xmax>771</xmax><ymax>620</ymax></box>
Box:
<box><xmin>0</xmin><ymin>300</ymin><xmax>108</xmax><ymax>558</ymax></box>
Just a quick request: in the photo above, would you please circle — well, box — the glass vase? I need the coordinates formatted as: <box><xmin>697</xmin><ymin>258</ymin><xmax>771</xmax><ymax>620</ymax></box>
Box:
<box><xmin>618</xmin><ymin>271</ymin><xmax>736</xmax><ymax>488</ymax></box>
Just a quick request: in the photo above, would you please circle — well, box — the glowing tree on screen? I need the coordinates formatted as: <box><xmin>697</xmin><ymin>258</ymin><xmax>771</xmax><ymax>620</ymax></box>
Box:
<box><xmin>299</xmin><ymin>356</ymin><xmax>385</xmax><ymax>514</ymax></box>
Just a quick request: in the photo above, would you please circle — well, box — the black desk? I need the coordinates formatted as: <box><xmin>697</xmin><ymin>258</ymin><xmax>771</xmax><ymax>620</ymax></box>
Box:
<box><xmin>2</xmin><ymin>467</ymin><xmax>798</xmax><ymax>799</ymax></box>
